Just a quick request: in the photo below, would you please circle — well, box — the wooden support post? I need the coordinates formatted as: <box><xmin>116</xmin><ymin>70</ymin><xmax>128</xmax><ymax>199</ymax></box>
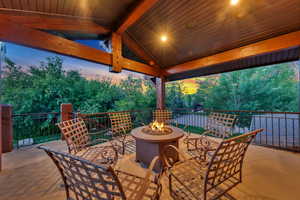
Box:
<box><xmin>156</xmin><ymin>77</ymin><xmax>166</xmax><ymax>109</ymax></box>
<box><xmin>111</xmin><ymin>33</ymin><xmax>122</xmax><ymax>73</ymax></box>
<box><xmin>0</xmin><ymin>105</ymin><xmax>13</xmax><ymax>154</ymax></box>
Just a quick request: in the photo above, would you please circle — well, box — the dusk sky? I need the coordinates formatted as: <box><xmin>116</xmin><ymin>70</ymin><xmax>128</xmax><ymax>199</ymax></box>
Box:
<box><xmin>2</xmin><ymin>40</ymin><xmax>145</xmax><ymax>82</ymax></box>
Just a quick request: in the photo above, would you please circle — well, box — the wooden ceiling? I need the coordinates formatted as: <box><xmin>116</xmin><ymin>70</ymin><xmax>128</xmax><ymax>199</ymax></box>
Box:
<box><xmin>0</xmin><ymin>0</ymin><xmax>299</xmax><ymax>80</ymax></box>
<box><xmin>128</xmin><ymin>0</ymin><xmax>300</xmax><ymax>68</ymax></box>
<box><xmin>0</xmin><ymin>0</ymin><xmax>136</xmax><ymax>28</ymax></box>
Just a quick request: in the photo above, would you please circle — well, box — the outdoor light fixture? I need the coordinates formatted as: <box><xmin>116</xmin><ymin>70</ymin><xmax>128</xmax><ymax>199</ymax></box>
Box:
<box><xmin>230</xmin><ymin>0</ymin><xmax>239</xmax><ymax>6</ymax></box>
<box><xmin>160</xmin><ymin>35</ymin><xmax>168</xmax><ymax>42</ymax></box>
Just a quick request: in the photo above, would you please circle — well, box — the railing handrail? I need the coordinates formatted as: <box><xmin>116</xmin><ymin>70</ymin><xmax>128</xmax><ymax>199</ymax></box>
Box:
<box><xmin>75</xmin><ymin>109</ymin><xmax>152</xmax><ymax>117</ymax></box>
<box><xmin>173</xmin><ymin>108</ymin><xmax>300</xmax><ymax>115</ymax></box>
<box><xmin>12</xmin><ymin>112</ymin><xmax>60</xmax><ymax>117</ymax></box>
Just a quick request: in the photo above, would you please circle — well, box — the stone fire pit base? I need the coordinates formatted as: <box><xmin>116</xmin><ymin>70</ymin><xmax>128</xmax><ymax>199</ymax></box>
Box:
<box><xmin>131</xmin><ymin>126</ymin><xmax>184</xmax><ymax>172</ymax></box>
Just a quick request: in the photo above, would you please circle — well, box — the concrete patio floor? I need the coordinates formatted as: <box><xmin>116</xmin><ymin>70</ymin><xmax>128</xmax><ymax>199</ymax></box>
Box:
<box><xmin>1</xmin><ymin>136</ymin><xmax>300</xmax><ymax>200</ymax></box>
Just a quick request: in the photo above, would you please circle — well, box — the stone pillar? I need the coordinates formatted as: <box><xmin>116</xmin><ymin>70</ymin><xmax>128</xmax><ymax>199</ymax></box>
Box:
<box><xmin>60</xmin><ymin>103</ymin><xmax>73</xmax><ymax>140</ymax></box>
<box><xmin>156</xmin><ymin>77</ymin><xmax>166</xmax><ymax>109</ymax></box>
<box><xmin>0</xmin><ymin>104</ymin><xmax>13</xmax><ymax>153</ymax></box>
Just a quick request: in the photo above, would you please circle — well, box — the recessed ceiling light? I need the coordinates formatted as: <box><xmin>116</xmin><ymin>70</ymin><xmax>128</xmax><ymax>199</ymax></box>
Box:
<box><xmin>160</xmin><ymin>35</ymin><xmax>168</xmax><ymax>42</ymax></box>
<box><xmin>230</xmin><ymin>0</ymin><xmax>239</xmax><ymax>6</ymax></box>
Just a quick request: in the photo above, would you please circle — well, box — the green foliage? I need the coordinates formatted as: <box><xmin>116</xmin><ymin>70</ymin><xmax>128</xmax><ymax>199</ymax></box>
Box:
<box><xmin>166</xmin><ymin>63</ymin><xmax>299</xmax><ymax>113</ymax></box>
<box><xmin>1</xmin><ymin>56</ymin><xmax>157</xmax><ymax>114</ymax></box>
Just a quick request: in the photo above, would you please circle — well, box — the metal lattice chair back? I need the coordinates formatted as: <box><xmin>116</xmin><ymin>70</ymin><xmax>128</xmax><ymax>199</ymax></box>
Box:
<box><xmin>109</xmin><ymin>112</ymin><xmax>133</xmax><ymax>135</ymax></box>
<box><xmin>57</xmin><ymin>118</ymin><xmax>90</xmax><ymax>154</ymax></box>
<box><xmin>153</xmin><ymin>109</ymin><xmax>172</xmax><ymax>123</ymax></box>
<box><xmin>206</xmin><ymin>112</ymin><xmax>237</xmax><ymax>138</ymax></box>
<box><xmin>38</xmin><ymin>146</ymin><xmax>126</xmax><ymax>200</ymax></box>
<box><xmin>204</xmin><ymin>129</ymin><xmax>262</xmax><ymax>196</ymax></box>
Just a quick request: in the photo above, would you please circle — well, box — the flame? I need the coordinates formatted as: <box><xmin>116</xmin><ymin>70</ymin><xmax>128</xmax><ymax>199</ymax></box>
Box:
<box><xmin>151</xmin><ymin>120</ymin><xmax>165</xmax><ymax>131</ymax></box>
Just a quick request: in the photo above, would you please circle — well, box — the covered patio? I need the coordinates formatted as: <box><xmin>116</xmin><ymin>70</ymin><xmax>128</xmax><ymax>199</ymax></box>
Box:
<box><xmin>1</xmin><ymin>0</ymin><xmax>300</xmax><ymax>200</ymax></box>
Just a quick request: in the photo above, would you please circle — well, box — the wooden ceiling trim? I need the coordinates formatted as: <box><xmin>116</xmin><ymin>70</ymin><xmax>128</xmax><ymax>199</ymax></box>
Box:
<box><xmin>165</xmin><ymin>30</ymin><xmax>300</xmax><ymax>75</ymax></box>
<box><xmin>116</xmin><ymin>0</ymin><xmax>159</xmax><ymax>34</ymax></box>
<box><xmin>167</xmin><ymin>47</ymin><xmax>300</xmax><ymax>81</ymax></box>
<box><xmin>0</xmin><ymin>12</ymin><xmax>110</xmax><ymax>34</ymax></box>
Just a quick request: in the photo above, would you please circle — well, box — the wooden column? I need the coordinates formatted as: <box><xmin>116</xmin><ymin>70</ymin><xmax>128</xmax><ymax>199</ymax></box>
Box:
<box><xmin>0</xmin><ymin>105</ymin><xmax>13</xmax><ymax>154</ymax></box>
<box><xmin>111</xmin><ymin>33</ymin><xmax>122</xmax><ymax>73</ymax></box>
<box><xmin>156</xmin><ymin>77</ymin><xmax>166</xmax><ymax>109</ymax></box>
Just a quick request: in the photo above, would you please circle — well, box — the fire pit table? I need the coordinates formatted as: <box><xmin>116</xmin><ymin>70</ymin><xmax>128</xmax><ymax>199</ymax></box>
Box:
<box><xmin>131</xmin><ymin>125</ymin><xmax>184</xmax><ymax>171</ymax></box>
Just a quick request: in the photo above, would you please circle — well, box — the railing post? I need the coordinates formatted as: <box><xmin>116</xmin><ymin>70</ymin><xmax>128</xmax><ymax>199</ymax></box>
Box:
<box><xmin>60</xmin><ymin>103</ymin><xmax>73</xmax><ymax>140</ymax></box>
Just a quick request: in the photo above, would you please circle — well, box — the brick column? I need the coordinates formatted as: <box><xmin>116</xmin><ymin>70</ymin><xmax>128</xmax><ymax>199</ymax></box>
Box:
<box><xmin>61</xmin><ymin>103</ymin><xmax>73</xmax><ymax>122</ymax></box>
<box><xmin>0</xmin><ymin>104</ymin><xmax>13</xmax><ymax>153</ymax></box>
<box><xmin>60</xmin><ymin>104</ymin><xmax>73</xmax><ymax>140</ymax></box>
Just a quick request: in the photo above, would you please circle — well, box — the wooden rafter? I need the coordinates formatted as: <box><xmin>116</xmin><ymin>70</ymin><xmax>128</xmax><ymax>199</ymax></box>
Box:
<box><xmin>122</xmin><ymin>32</ymin><xmax>158</xmax><ymax>66</ymax></box>
<box><xmin>0</xmin><ymin>19</ymin><xmax>161</xmax><ymax>77</ymax></box>
<box><xmin>165</xmin><ymin>31</ymin><xmax>300</xmax><ymax>75</ymax></box>
<box><xmin>116</xmin><ymin>0</ymin><xmax>159</xmax><ymax>34</ymax></box>
<box><xmin>0</xmin><ymin>12</ymin><xmax>109</xmax><ymax>34</ymax></box>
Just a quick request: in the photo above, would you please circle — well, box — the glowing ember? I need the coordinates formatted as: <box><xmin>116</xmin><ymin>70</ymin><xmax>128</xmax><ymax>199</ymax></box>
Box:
<box><xmin>142</xmin><ymin>121</ymin><xmax>173</xmax><ymax>135</ymax></box>
<box><xmin>151</xmin><ymin>120</ymin><xmax>165</xmax><ymax>131</ymax></box>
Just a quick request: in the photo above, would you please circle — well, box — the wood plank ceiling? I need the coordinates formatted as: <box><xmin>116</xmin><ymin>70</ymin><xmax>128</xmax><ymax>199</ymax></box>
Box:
<box><xmin>127</xmin><ymin>0</ymin><xmax>300</xmax><ymax>68</ymax></box>
<box><xmin>0</xmin><ymin>0</ymin><xmax>300</xmax><ymax>80</ymax></box>
<box><xmin>0</xmin><ymin>0</ymin><xmax>136</xmax><ymax>29</ymax></box>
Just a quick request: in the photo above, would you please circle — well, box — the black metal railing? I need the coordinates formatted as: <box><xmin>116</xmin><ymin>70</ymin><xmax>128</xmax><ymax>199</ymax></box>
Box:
<box><xmin>13</xmin><ymin>112</ymin><xmax>61</xmax><ymax>148</ymax></box>
<box><xmin>77</xmin><ymin>110</ymin><xmax>153</xmax><ymax>134</ymax></box>
<box><xmin>172</xmin><ymin>109</ymin><xmax>300</xmax><ymax>152</ymax></box>
<box><xmin>11</xmin><ymin>109</ymin><xmax>300</xmax><ymax>152</ymax></box>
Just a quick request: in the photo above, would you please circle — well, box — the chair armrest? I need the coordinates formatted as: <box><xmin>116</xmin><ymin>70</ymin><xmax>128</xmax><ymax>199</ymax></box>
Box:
<box><xmin>134</xmin><ymin>156</ymin><xmax>161</xmax><ymax>200</ymax></box>
<box><xmin>87</xmin><ymin>138</ymin><xmax>110</xmax><ymax>146</ymax></box>
<box><xmin>162</xmin><ymin>145</ymin><xmax>188</xmax><ymax>169</ymax></box>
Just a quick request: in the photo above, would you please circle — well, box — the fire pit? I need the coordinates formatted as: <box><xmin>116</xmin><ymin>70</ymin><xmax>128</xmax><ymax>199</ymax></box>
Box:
<box><xmin>131</xmin><ymin>123</ymin><xmax>184</xmax><ymax>171</ymax></box>
<box><xmin>142</xmin><ymin>121</ymin><xmax>173</xmax><ymax>135</ymax></box>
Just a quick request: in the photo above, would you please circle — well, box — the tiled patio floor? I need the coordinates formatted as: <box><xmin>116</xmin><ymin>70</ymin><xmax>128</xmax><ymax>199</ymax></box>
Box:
<box><xmin>1</xmin><ymin>136</ymin><xmax>300</xmax><ymax>200</ymax></box>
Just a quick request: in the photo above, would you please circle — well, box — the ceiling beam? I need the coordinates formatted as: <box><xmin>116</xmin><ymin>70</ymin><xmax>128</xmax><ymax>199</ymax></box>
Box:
<box><xmin>122</xmin><ymin>57</ymin><xmax>161</xmax><ymax>77</ymax></box>
<box><xmin>0</xmin><ymin>11</ymin><xmax>163</xmax><ymax>72</ymax></box>
<box><xmin>165</xmin><ymin>30</ymin><xmax>300</xmax><ymax>75</ymax></box>
<box><xmin>122</xmin><ymin>32</ymin><xmax>157</xmax><ymax>66</ymax></box>
<box><xmin>0</xmin><ymin>12</ymin><xmax>110</xmax><ymax>34</ymax></box>
<box><xmin>0</xmin><ymin>19</ymin><xmax>161</xmax><ymax>77</ymax></box>
<box><xmin>116</xmin><ymin>0</ymin><xmax>159</xmax><ymax>34</ymax></box>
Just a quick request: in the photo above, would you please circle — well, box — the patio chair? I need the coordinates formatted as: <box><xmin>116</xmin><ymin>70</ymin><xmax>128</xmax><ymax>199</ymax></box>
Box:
<box><xmin>163</xmin><ymin>129</ymin><xmax>263</xmax><ymax>200</ymax></box>
<box><xmin>153</xmin><ymin>109</ymin><xmax>172</xmax><ymax>124</ymax></box>
<box><xmin>38</xmin><ymin>146</ymin><xmax>162</xmax><ymax>200</ymax></box>
<box><xmin>109</xmin><ymin>112</ymin><xmax>136</xmax><ymax>155</ymax></box>
<box><xmin>57</xmin><ymin>118</ymin><xmax>119</xmax><ymax>166</ymax></box>
<box><xmin>185</xmin><ymin>112</ymin><xmax>237</xmax><ymax>156</ymax></box>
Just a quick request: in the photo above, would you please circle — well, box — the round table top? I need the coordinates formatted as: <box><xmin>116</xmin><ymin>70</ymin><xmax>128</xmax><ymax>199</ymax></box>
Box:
<box><xmin>131</xmin><ymin>125</ymin><xmax>184</xmax><ymax>142</ymax></box>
